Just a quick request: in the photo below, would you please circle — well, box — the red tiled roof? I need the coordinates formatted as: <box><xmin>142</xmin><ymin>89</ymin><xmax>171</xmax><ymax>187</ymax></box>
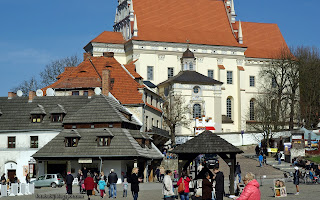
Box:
<box><xmin>43</xmin><ymin>56</ymin><xmax>144</xmax><ymax>105</ymax></box>
<box><xmin>124</xmin><ymin>60</ymin><xmax>142</xmax><ymax>79</ymax></box>
<box><xmin>132</xmin><ymin>0</ymin><xmax>243</xmax><ymax>47</ymax></box>
<box><xmin>145</xmin><ymin>103</ymin><xmax>162</xmax><ymax>113</ymax></box>
<box><xmin>91</xmin><ymin>31</ymin><xmax>125</xmax><ymax>44</ymax></box>
<box><xmin>237</xmin><ymin>66</ymin><xmax>245</xmax><ymax>71</ymax></box>
<box><xmin>234</xmin><ymin>21</ymin><xmax>290</xmax><ymax>59</ymax></box>
<box><xmin>218</xmin><ymin>65</ymin><xmax>225</xmax><ymax>69</ymax></box>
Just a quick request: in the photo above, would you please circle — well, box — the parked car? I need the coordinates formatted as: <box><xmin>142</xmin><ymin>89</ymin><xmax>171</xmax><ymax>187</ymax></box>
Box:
<box><xmin>204</xmin><ymin>154</ymin><xmax>219</xmax><ymax>169</ymax></box>
<box><xmin>31</xmin><ymin>174</ymin><xmax>64</xmax><ymax>188</ymax></box>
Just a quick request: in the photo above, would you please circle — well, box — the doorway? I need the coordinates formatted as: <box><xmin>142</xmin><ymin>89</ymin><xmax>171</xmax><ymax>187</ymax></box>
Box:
<box><xmin>7</xmin><ymin>170</ymin><xmax>16</xmax><ymax>183</ymax></box>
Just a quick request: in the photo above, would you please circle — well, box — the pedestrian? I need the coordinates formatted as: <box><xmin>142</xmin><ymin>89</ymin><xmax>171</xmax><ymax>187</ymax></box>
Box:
<box><xmin>131</xmin><ymin>167</ymin><xmax>142</xmax><ymax>200</ymax></box>
<box><xmin>163</xmin><ymin>170</ymin><xmax>175</xmax><ymax>200</ymax></box>
<box><xmin>1</xmin><ymin>173</ymin><xmax>6</xmax><ymax>185</ymax></box>
<box><xmin>197</xmin><ymin>163</ymin><xmax>203</xmax><ymax>173</ymax></box>
<box><xmin>276</xmin><ymin>151</ymin><xmax>282</xmax><ymax>165</ymax></box>
<box><xmin>202</xmin><ymin>172</ymin><xmax>213</xmax><ymax>200</ymax></box>
<box><xmin>93</xmin><ymin>172</ymin><xmax>100</xmax><ymax>194</ymax></box>
<box><xmin>255</xmin><ymin>145</ymin><xmax>260</xmax><ymax>156</ymax></box>
<box><xmin>293</xmin><ymin>166</ymin><xmax>300</xmax><ymax>195</ymax></box>
<box><xmin>160</xmin><ymin>166</ymin><xmax>165</xmax><ymax>182</ymax></box>
<box><xmin>213</xmin><ymin>167</ymin><xmax>224</xmax><ymax>200</ymax></box>
<box><xmin>263</xmin><ymin>154</ymin><xmax>267</xmax><ymax>165</ymax></box>
<box><xmin>233</xmin><ymin>172</ymin><xmax>261</xmax><ymax>200</ymax></box>
<box><xmin>83</xmin><ymin>167</ymin><xmax>88</xmax><ymax>179</ymax></box>
<box><xmin>173</xmin><ymin>170</ymin><xmax>179</xmax><ymax>182</ymax></box>
<box><xmin>177</xmin><ymin>171</ymin><xmax>191</xmax><ymax>200</ymax></box>
<box><xmin>155</xmin><ymin>167</ymin><xmax>160</xmax><ymax>182</ymax></box>
<box><xmin>108</xmin><ymin>169</ymin><xmax>118</xmax><ymax>198</ymax></box>
<box><xmin>235</xmin><ymin>162</ymin><xmax>241</xmax><ymax>183</ymax></box>
<box><xmin>98</xmin><ymin>177</ymin><xmax>106</xmax><ymax>198</ymax></box>
<box><xmin>123</xmin><ymin>178</ymin><xmax>128</xmax><ymax>197</ymax></box>
<box><xmin>258</xmin><ymin>154</ymin><xmax>263</xmax><ymax>167</ymax></box>
<box><xmin>13</xmin><ymin>174</ymin><xmax>19</xmax><ymax>183</ymax></box>
<box><xmin>84</xmin><ymin>173</ymin><xmax>95</xmax><ymax>200</ymax></box>
<box><xmin>66</xmin><ymin>172</ymin><xmax>74</xmax><ymax>194</ymax></box>
<box><xmin>26</xmin><ymin>174</ymin><xmax>31</xmax><ymax>183</ymax></box>
<box><xmin>100</xmin><ymin>171</ymin><xmax>107</xmax><ymax>182</ymax></box>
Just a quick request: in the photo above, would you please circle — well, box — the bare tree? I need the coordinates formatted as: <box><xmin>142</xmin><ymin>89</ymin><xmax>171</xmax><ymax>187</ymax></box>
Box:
<box><xmin>297</xmin><ymin>46</ymin><xmax>320</xmax><ymax>128</ymax></box>
<box><xmin>11</xmin><ymin>77</ymin><xmax>40</xmax><ymax>96</ymax></box>
<box><xmin>11</xmin><ymin>55</ymin><xmax>80</xmax><ymax>94</ymax></box>
<box><xmin>40</xmin><ymin>55</ymin><xmax>80</xmax><ymax>86</ymax></box>
<box><xmin>162</xmin><ymin>93</ymin><xmax>191</xmax><ymax>146</ymax></box>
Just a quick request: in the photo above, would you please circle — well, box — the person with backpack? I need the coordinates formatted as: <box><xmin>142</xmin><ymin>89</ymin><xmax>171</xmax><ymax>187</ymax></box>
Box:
<box><xmin>177</xmin><ymin>171</ymin><xmax>191</xmax><ymax>200</ymax></box>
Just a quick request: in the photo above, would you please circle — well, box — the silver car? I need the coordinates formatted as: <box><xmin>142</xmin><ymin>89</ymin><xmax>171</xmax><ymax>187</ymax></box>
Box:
<box><xmin>31</xmin><ymin>174</ymin><xmax>64</xmax><ymax>188</ymax></box>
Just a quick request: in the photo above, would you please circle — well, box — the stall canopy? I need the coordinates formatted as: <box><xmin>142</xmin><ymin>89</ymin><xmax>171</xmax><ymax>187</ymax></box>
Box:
<box><xmin>172</xmin><ymin>130</ymin><xmax>243</xmax><ymax>195</ymax></box>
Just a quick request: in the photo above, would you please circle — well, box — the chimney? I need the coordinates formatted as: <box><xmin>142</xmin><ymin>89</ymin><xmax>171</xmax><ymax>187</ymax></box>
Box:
<box><xmin>28</xmin><ymin>91</ymin><xmax>36</xmax><ymax>102</ymax></box>
<box><xmin>88</xmin><ymin>89</ymin><xmax>95</xmax><ymax>97</ymax></box>
<box><xmin>83</xmin><ymin>52</ymin><xmax>92</xmax><ymax>61</ymax></box>
<box><xmin>103</xmin><ymin>52</ymin><xmax>114</xmax><ymax>58</ymax></box>
<box><xmin>102</xmin><ymin>69</ymin><xmax>110</xmax><ymax>96</ymax></box>
<box><xmin>8</xmin><ymin>92</ymin><xmax>16</xmax><ymax>99</ymax></box>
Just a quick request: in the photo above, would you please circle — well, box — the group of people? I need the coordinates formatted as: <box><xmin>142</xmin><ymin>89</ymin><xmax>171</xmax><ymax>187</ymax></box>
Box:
<box><xmin>68</xmin><ymin>167</ymin><xmax>142</xmax><ymax>200</ymax></box>
<box><xmin>0</xmin><ymin>173</ymin><xmax>20</xmax><ymax>186</ymax></box>
<box><xmin>162</xmin><ymin>166</ymin><xmax>261</xmax><ymax>200</ymax></box>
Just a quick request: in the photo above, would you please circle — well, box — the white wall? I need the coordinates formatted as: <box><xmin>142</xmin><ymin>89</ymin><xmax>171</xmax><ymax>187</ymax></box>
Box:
<box><xmin>0</xmin><ymin>130</ymin><xmax>60</xmax><ymax>183</ymax></box>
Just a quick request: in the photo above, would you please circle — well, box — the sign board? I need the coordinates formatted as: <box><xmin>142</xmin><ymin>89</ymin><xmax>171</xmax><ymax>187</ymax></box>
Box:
<box><xmin>78</xmin><ymin>158</ymin><xmax>92</xmax><ymax>164</ymax></box>
<box><xmin>274</xmin><ymin>179</ymin><xmax>287</xmax><ymax>197</ymax></box>
<box><xmin>267</xmin><ymin>148</ymin><xmax>278</xmax><ymax>153</ymax></box>
<box><xmin>292</xmin><ymin>135</ymin><xmax>302</xmax><ymax>140</ymax></box>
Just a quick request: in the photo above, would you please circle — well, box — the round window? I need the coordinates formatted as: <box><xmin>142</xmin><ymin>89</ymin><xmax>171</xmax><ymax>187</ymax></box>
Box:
<box><xmin>193</xmin><ymin>86</ymin><xmax>200</xmax><ymax>94</ymax></box>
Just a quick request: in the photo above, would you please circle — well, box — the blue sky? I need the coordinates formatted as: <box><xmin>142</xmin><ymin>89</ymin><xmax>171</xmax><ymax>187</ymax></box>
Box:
<box><xmin>0</xmin><ymin>0</ymin><xmax>319</xmax><ymax>96</ymax></box>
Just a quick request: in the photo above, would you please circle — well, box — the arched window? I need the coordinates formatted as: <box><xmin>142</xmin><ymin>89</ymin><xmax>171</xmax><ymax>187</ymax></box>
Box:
<box><xmin>226</xmin><ymin>98</ymin><xmax>232</xmax><ymax>119</ymax></box>
<box><xmin>193</xmin><ymin>104</ymin><xmax>201</xmax><ymax>118</ymax></box>
<box><xmin>250</xmin><ymin>99</ymin><xmax>255</xmax><ymax>121</ymax></box>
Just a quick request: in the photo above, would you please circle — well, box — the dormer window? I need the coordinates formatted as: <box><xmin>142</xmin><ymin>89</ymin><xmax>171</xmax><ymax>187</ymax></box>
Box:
<box><xmin>97</xmin><ymin>137</ymin><xmax>112</xmax><ymax>146</ymax></box>
<box><xmin>65</xmin><ymin>138</ymin><xmax>79</xmax><ymax>147</ymax></box>
<box><xmin>51</xmin><ymin>114</ymin><xmax>63</xmax><ymax>122</ymax></box>
<box><xmin>145</xmin><ymin>139</ymin><xmax>152</xmax><ymax>149</ymax></box>
<box><xmin>31</xmin><ymin>114</ymin><xmax>44</xmax><ymax>123</ymax></box>
<box><xmin>136</xmin><ymin>139</ymin><xmax>146</xmax><ymax>148</ymax></box>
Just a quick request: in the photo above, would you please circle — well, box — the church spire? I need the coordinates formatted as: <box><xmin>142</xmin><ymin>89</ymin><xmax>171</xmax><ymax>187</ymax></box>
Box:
<box><xmin>129</xmin><ymin>0</ymin><xmax>134</xmax><ymax>21</ymax></box>
<box><xmin>133</xmin><ymin>15</ymin><xmax>138</xmax><ymax>37</ymax></box>
<box><xmin>238</xmin><ymin>20</ymin><xmax>243</xmax><ymax>44</ymax></box>
<box><xmin>230</xmin><ymin>0</ymin><xmax>236</xmax><ymax>23</ymax></box>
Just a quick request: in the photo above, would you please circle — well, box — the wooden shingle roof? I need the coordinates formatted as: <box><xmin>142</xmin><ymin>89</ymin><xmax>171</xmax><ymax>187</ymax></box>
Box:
<box><xmin>172</xmin><ymin>130</ymin><xmax>243</xmax><ymax>154</ymax></box>
<box><xmin>33</xmin><ymin>128</ymin><xmax>162</xmax><ymax>159</ymax></box>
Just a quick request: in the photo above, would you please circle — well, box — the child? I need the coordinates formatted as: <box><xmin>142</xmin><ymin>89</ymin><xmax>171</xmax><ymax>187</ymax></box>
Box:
<box><xmin>123</xmin><ymin>178</ymin><xmax>128</xmax><ymax>197</ymax></box>
<box><xmin>98</xmin><ymin>178</ymin><xmax>106</xmax><ymax>198</ymax></box>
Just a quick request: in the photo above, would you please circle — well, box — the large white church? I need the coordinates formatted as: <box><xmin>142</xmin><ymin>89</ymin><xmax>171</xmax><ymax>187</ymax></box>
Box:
<box><xmin>83</xmin><ymin>0</ymin><xmax>289</xmax><ymax>135</ymax></box>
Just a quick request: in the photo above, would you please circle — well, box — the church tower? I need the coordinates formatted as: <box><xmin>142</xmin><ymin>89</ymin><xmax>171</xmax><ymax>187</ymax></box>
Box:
<box><xmin>181</xmin><ymin>47</ymin><xmax>196</xmax><ymax>71</ymax></box>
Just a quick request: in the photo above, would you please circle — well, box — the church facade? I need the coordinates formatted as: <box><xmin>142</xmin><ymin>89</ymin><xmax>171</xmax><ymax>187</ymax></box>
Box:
<box><xmin>83</xmin><ymin>0</ymin><xmax>289</xmax><ymax>134</ymax></box>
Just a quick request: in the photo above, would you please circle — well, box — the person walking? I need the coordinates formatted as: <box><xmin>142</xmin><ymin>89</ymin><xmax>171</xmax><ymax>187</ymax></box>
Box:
<box><xmin>293</xmin><ymin>166</ymin><xmax>300</xmax><ymax>195</ymax></box>
<box><xmin>233</xmin><ymin>172</ymin><xmax>260</xmax><ymax>200</ymax></box>
<box><xmin>202</xmin><ymin>172</ymin><xmax>213</xmax><ymax>200</ymax></box>
<box><xmin>93</xmin><ymin>172</ymin><xmax>100</xmax><ymax>194</ymax></box>
<box><xmin>26</xmin><ymin>174</ymin><xmax>31</xmax><ymax>183</ymax></box>
<box><xmin>177</xmin><ymin>171</ymin><xmax>191</xmax><ymax>200</ymax></box>
<box><xmin>123</xmin><ymin>178</ymin><xmax>128</xmax><ymax>197</ymax></box>
<box><xmin>98</xmin><ymin>177</ymin><xmax>106</xmax><ymax>198</ymax></box>
<box><xmin>213</xmin><ymin>167</ymin><xmax>224</xmax><ymax>200</ymax></box>
<box><xmin>163</xmin><ymin>170</ymin><xmax>175</xmax><ymax>200</ymax></box>
<box><xmin>235</xmin><ymin>162</ymin><xmax>241</xmax><ymax>183</ymax></box>
<box><xmin>108</xmin><ymin>169</ymin><xmax>118</xmax><ymax>198</ymax></box>
<box><xmin>66</xmin><ymin>172</ymin><xmax>74</xmax><ymax>194</ymax></box>
<box><xmin>83</xmin><ymin>167</ymin><xmax>88</xmax><ymax>179</ymax></box>
<box><xmin>1</xmin><ymin>173</ymin><xmax>6</xmax><ymax>185</ymax></box>
<box><xmin>160</xmin><ymin>166</ymin><xmax>165</xmax><ymax>183</ymax></box>
<box><xmin>155</xmin><ymin>167</ymin><xmax>160</xmax><ymax>182</ymax></box>
<box><xmin>84</xmin><ymin>173</ymin><xmax>95</xmax><ymax>200</ymax></box>
<box><xmin>276</xmin><ymin>151</ymin><xmax>282</xmax><ymax>165</ymax></box>
<box><xmin>131</xmin><ymin>167</ymin><xmax>142</xmax><ymax>200</ymax></box>
<box><xmin>258</xmin><ymin>154</ymin><xmax>263</xmax><ymax>167</ymax></box>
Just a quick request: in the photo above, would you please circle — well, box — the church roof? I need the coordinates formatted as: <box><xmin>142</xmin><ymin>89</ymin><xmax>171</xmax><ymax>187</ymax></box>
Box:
<box><xmin>158</xmin><ymin>70</ymin><xmax>223</xmax><ymax>86</ymax></box>
<box><xmin>233</xmin><ymin>21</ymin><xmax>289</xmax><ymax>59</ymax></box>
<box><xmin>91</xmin><ymin>31</ymin><xmax>125</xmax><ymax>44</ymax></box>
<box><xmin>182</xmin><ymin>48</ymin><xmax>195</xmax><ymax>58</ymax></box>
<box><xmin>43</xmin><ymin>56</ymin><xmax>145</xmax><ymax>105</ymax></box>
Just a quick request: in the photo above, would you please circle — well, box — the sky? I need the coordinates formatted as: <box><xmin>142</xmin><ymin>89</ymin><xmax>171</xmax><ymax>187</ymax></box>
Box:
<box><xmin>0</xmin><ymin>0</ymin><xmax>319</xmax><ymax>97</ymax></box>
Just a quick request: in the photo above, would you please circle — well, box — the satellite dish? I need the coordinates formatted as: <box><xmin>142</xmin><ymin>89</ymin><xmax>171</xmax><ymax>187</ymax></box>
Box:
<box><xmin>16</xmin><ymin>90</ymin><xmax>23</xmax><ymax>97</ymax></box>
<box><xmin>46</xmin><ymin>88</ymin><xmax>55</xmax><ymax>96</ymax></box>
<box><xmin>94</xmin><ymin>87</ymin><xmax>101</xmax><ymax>95</ymax></box>
<box><xmin>36</xmin><ymin>89</ymin><xmax>43</xmax><ymax>97</ymax></box>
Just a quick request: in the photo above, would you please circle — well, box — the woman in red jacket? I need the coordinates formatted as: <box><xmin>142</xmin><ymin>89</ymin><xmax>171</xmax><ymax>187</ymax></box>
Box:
<box><xmin>233</xmin><ymin>172</ymin><xmax>261</xmax><ymax>200</ymax></box>
<box><xmin>84</xmin><ymin>173</ymin><xmax>95</xmax><ymax>200</ymax></box>
<box><xmin>177</xmin><ymin>171</ymin><xmax>191</xmax><ymax>200</ymax></box>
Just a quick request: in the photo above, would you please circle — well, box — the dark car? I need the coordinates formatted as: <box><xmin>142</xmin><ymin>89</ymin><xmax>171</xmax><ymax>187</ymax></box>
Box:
<box><xmin>204</xmin><ymin>154</ymin><xmax>219</xmax><ymax>169</ymax></box>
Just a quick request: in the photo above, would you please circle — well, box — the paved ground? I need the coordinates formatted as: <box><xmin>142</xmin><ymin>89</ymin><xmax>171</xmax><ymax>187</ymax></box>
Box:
<box><xmin>2</xmin><ymin>147</ymin><xmax>320</xmax><ymax>199</ymax></box>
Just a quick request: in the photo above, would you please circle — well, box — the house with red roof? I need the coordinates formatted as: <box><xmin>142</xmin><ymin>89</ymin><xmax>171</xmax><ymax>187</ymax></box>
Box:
<box><xmin>82</xmin><ymin>0</ymin><xmax>290</xmax><ymax>136</ymax></box>
<box><xmin>43</xmin><ymin>52</ymin><xmax>163</xmax><ymax>134</ymax></box>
